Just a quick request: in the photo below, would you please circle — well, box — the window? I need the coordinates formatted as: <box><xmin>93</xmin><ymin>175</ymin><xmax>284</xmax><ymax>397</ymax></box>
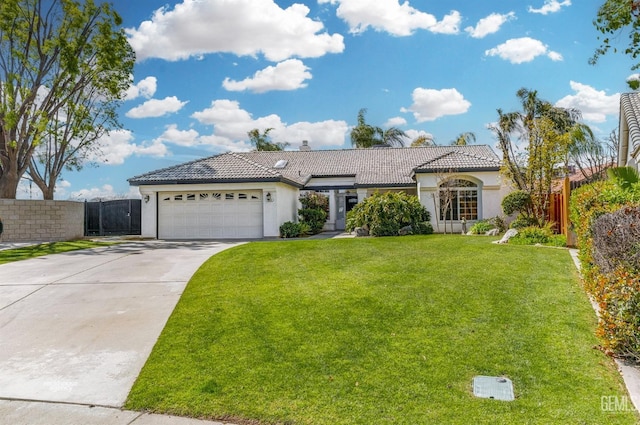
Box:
<box><xmin>200</xmin><ymin>193</ymin><xmax>209</xmax><ymax>200</ymax></box>
<box><xmin>225</xmin><ymin>193</ymin><xmax>234</xmax><ymax>200</ymax></box>
<box><xmin>212</xmin><ymin>193</ymin><xmax>221</xmax><ymax>200</ymax></box>
<box><xmin>174</xmin><ymin>194</ymin><xmax>183</xmax><ymax>201</ymax></box>
<box><xmin>439</xmin><ymin>179</ymin><xmax>478</xmax><ymax>221</ymax></box>
<box><xmin>238</xmin><ymin>193</ymin><xmax>247</xmax><ymax>199</ymax></box>
<box><xmin>186</xmin><ymin>193</ymin><xmax>195</xmax><ymax>201</ymax></box>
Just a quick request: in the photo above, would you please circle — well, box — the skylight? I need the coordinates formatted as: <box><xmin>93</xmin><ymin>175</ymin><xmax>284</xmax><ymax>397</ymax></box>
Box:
<box><xmin>274</xmin><ymin>159</ymin><xmax>288</xmax><ymax>169</ymax></box>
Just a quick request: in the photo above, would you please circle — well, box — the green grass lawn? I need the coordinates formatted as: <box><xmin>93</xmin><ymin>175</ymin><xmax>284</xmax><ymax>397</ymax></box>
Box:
<box><xmin>0</xmin><ymin>240</ymin><xmax>115</xmax><ymax>264</ymax></box>
<box><xmin>126</xmin><ymin>235</ymin><xmax>638</xmax><ymax>424</ymax></box>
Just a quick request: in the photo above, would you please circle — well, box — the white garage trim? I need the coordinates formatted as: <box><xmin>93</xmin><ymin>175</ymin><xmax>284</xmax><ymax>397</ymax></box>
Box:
<box><xmin>158</xmin><ymin>190</ymin><xmax>263</xmax><ymax>239</ymax></box>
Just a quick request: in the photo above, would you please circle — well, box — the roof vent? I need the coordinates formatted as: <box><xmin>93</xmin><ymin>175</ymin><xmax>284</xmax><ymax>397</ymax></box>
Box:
<box><xmin>300</xmin><ymin>140</ymin><xmax>311</xmax><ymax>151</ymax></box>
<box><xmin>274</xmin><ymin>159</ymin><xmax>288</xmax><ymax>169</ymax></box>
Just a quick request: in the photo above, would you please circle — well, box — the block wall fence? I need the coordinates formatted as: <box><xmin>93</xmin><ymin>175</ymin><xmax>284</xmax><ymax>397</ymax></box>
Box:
<box><xmin>0</xmin><ymin>200</ymin><xmax>84</xmax><ymax>242</ymax></box>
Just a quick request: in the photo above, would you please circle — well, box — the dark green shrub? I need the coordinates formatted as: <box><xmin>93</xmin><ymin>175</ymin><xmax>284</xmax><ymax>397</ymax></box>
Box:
<box><xmin>489</xmin><ymin>215</ymin><xmax>508</xmax><ymax>233</ymax></box>
<box><xmin>298</xmin><ymin>192</ymin><xmax>329</xmax><ymax>234</ymax></box>
<box><xmin>509</xmin><ymin>225</ymin><xmax>552</xmax><ymax>245</ymax></box>
<box><xmin>469</xmin><ymin>219</ymin><xmax>494</xmax><ymax>235</ymax></box>
<box><xmin>279</xmin><ymin>221</ymin><xmax>302</xmax><ymax>238</ymax></box>
<box><xmin>346</xmin><ymin>192</ymin><xmax>430</xmax><ymax>237</ymax></box>
<box><xmin>509</xmin><ymin>214</ymin><xmax>538</xmax><ymax>229</ymax></box>
<box><xmin>413</xmin><ymin>221</ymin><xmax>434</xmax><ymax>235</ymax></box>
<box><xmin>502</xmin><ymin>190</ymin><xmax>532</xmax><ymax>216</ymax></box>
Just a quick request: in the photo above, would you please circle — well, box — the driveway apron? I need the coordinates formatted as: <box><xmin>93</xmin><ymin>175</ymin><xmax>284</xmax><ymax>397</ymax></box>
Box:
<box><xmin>0</xmin><ymin>241</ymin><xmax>240</xmax><ymax>408</ymax></box>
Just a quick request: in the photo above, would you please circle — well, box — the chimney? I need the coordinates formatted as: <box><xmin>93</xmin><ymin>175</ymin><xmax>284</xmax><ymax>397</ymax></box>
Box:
<box><xmin>300</xmin><ymin>140</ymin><xmax>311</xmax><ymax>151</ymax></box>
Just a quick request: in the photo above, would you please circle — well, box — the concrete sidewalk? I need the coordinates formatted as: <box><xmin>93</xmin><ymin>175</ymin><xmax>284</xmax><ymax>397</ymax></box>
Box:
<box><xmin>0</xmin><ymin>241</ymin><xmax>242</xmax><ymax>425</ymax></box>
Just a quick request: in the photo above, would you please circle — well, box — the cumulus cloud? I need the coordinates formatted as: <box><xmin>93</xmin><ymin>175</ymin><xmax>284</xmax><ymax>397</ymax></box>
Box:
<box><xmin>223</xmin><ymin>59</ymin><xmax>312</xmax><ymax>93</ymax></box>
<box><xmin>191</xmin><ymin>99</ymin><xmax>348</xmax><ymax>149</ymax></box>
<box><xmin>555</xmin><ymin>81</ymin><xmax>619</xmax><ymax>123</ymax></box>
<box><xmin>485</xmin><ymin>37</ymin><xmax>562</xmax><ymax>64</ymax></box>
<box><xmin>528</xmin><ymin>0</ymin><xmax>571</xmax><ymax>15</ymax></box>
<box><xmin>124</xmin><ymin>76</ymin><xmax>157</xmax><ymax>100</ymax></box>
<box><xmin>401</xmin><ymin>88</ymin><xmax>471</xmax><ymax>122</ymax></box>
<box><xmin>465</xmin><ymin>12</ymin><xmax>515</xmax><ymax>38</ymax></box>
<box><xmin>319</xmin><ymin>0</ymin><xmax>460</xmax><ymax>36</ymax></box>
<box><xmin>88</xmin><ymin>130</ymin><xmax>168</xmax><ymax>165</ymax></box>
<box><xmin>126</xmin><ymin>0</ymin><xmax>344</xmax><ymax>62</ymax></box>
<box><xmin>385</xmin><ymin>116</ymin><xmax>407</xmax><ymax>127</ymax></box>
<box><xmin>125</xmin><ymin>96</ymin><xmax>188</xmax><ymax>119</ymax></box>
<box><xmin>154</xmin><ymin>124</ymin><xmax>201</xmax><ymax>147</ymax></box>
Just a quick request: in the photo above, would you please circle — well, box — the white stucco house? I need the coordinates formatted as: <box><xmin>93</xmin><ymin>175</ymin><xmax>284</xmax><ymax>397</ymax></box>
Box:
<box><xmin>619</xmin><ymin>92</ymin><xmax>640</xmax><ymax>170</ymax></box>
<box><xmin>128</xmin><ymin>145</ymin><xmax>508</xmax><ymax>239</ymax></box>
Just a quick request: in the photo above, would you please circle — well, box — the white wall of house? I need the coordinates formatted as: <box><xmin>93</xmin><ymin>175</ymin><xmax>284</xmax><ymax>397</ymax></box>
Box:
<box><xmin>416</xmin><ymin>171</ymin><xmax>507</xmax><ymax>233</ymax></box>
<box><xmin>272</xmin><ymin>183</ymin><xmax>300</xmax><ymax>237</ymax></box>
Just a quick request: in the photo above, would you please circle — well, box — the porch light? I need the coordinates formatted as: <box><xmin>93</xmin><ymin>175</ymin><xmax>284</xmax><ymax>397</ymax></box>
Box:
<box><xmin>144</xmin><ymin>194</ymin><xmax>150</xmax><ymax>203</ymax></box>
<box><xmin>266</xmin><ymin>192</ymin><xmax>272</xmax><ymax>202</ymax></box>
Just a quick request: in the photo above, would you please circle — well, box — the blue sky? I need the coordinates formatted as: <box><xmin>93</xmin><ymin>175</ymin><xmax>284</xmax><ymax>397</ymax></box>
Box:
<box><xmin>24</xmin><ymin>0</ymin><xmax>637</xmax><ymax>199</ymax></box>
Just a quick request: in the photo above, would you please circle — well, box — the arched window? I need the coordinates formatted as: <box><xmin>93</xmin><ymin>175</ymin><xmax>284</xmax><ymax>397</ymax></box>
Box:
<box><xmin>439</xmin><ymin>179</ymin><xmax>478</xmax><ymax>221</ymax></box>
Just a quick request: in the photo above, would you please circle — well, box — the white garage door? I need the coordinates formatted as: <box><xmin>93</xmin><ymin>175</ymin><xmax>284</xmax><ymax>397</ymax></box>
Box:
<box><xmin>158</xmin><ymin>190</ymin><xmax>263</xmax><ymax>239</ymax></box>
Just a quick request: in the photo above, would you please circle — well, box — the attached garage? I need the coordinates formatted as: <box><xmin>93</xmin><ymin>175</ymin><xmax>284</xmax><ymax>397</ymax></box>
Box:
<box><xmin>158</xmin><ymin>190</ymin><xmax>263</xmax><ymax>239</ymax></box>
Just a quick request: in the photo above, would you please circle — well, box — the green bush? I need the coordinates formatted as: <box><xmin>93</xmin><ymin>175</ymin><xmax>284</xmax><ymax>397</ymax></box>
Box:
<box><xmin>509</xmin><ymin>214</ymin><xmax>538</xmax><ymax>229</ymax></box>
<box><xmin>279</xmin><ymin>221</ymin><xmax>302</xmax><ymax>238</ymax></box>
<box><xmin>569</xmin><ymin>179</ymin><xmax>640</xmax><ymax>362</ymax></box>
<box><xmin>346</xmin><ymin>192</ymin><xmax>430</xmax><ymax>237</ymax></box>
<box><xmin>490</xmin><ymin>215</ymin><xmax>508</xmax><ymax>233</ymax></box>
<box><xmin>413</xmin><ymin>221</ymin><xmax>434</xmax><ymax>235</ymax></box>
<box><xmin>469</xmin><ymin>219</ymin><xmax>494</xmax><ymax>235</ymax></box>
<box><xmin>298</xmin><ymin>192</ymin><xmax>329</xmax><ymax>234</ymax></box>
<box><xmin>502</xmin><ymin>190</ymin><xmax>532</xmax><ymax>216</ymax></box>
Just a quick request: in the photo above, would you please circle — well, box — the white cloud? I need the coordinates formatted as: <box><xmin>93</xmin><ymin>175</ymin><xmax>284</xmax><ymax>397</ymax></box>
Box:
<box><xmin>485</xmin><ymin>37</ymin><xmax>562</xmax><ymax>64</ymax></box>
<box><xmin>126</xmin><ymin>0</ymin><xmax>344</xmax><ymax>62</ymax></box>
<box><xmin>555</xmin><ymin>81</ymin><xmax>620</xmax><ymax>123</ymax></box>
<box><xmin>125</xmin><ymin>96</ymin><xmax>188</xmax><ymax>119</ymax></box>
<box><xmin>68</xmin><ymin>185</ymin><xmax>142</xmax><ymax>201</ymax></box>
<box><xmin>319</xmin><ymin>0</ymin><xmax>460</xmax><ymax>36</ymax></box>
<box><xmin>465</xmin><ymin>12</ymin><xmax>515</xmax><ymax>39</ymax></box>
<box><xmin>401</xmin><ymin>88</ymin><xmax>471</xmax><ymax>122</ymax></box>
<box><xmin>222</xmin><ymin>59</ymin><xmax>312</xmax><ymax>93</ymax></box>
<box><xmin>124</xmin><ymin>76</ymin><xmax>157</xmax><ymax>100</ymax></box>
<box><xmin>405</xmin><ymin>129</ymin><xmax>435</xmax><ymax>144</ymax></box>
<box><xmin>191</xmin><ymin>99</ymin><xmax>348</xmax><ymax>149</ymax></box>
<box><xmin>385</xmin><ymin>116</ymin><xmax>407</xmax><ymax>127</ymax></box>
<box><xmin>154</xmin><ymin>124</ymin><xmax>201</xmax><ymax>147</ymax></box>
<box><xmin>528</xmin><ymin>0</ymin><xmax>571</xmax><ymax>15</ymax></box>
<box><xmin>87</xmin><ymin>130</ymin><xmax>168</xmax><ymax>165</ymax></box>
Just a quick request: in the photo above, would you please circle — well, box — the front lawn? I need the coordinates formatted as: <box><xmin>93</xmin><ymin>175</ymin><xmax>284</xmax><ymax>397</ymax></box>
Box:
<box><xmin>126</xmin><ymin>235</ymin><xmax>637</xmax><ymax>424</ymax></box>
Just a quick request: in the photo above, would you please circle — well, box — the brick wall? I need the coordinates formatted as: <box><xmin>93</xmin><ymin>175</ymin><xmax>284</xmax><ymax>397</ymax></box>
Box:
<box><xmin>0</xmin><ymin>200</ymin><xmax>84</xmax><ymax>242</ymax></box>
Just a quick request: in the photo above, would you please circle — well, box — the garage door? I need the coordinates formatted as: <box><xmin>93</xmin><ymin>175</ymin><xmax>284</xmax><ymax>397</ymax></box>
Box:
<box><xmin>158</xmin><ymin>190</ymin><xmax>263</xmax><ymax>239</ymax></box>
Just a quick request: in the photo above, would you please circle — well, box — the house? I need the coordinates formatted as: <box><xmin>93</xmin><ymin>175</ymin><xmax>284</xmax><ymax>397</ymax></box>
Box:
<box><xmin>128</xmin><ymin>145</ymin><xmax>507</xmax><ymax>239</ymax></box>
<box><xmin>619</xmin><ymin>92</ymin><xmax>640</xmax><ymax>170</ymax></box>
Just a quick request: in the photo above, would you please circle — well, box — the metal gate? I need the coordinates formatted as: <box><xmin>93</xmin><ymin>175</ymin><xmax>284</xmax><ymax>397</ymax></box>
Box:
<box><xmin>84</xmin><ymin>199</ymin><xmax>141</xmax><ymax>236</ymax></box>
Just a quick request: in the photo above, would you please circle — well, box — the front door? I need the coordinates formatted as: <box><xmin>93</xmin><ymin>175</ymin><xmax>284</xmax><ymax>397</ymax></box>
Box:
<box><xmin>335</xmin><ymin>194</ymin><xmax>358</xmax><ymax>230</ymax></box>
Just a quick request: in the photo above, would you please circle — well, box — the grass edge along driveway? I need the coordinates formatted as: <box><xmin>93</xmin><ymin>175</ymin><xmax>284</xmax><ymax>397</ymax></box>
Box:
<box><xmin>126</xmin><ymin>235</ymin><xmax>638</xmax><ymax>425</ymax></box>
<box><xmin>0</xmin><ymin>240</ymin><xmax>116</xmax><ymax>265</ymax></box>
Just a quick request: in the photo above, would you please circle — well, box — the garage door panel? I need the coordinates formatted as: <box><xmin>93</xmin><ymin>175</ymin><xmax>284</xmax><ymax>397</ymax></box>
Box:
<box><xmin>159</xmin><ymin>190</ymin><xmax>263</xmax><ymax>239</ymax></box>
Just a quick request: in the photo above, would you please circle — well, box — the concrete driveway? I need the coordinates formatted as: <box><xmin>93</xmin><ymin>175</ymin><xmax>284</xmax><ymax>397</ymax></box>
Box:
<box><xmin>0</xmin><ymin>241</ymin><xmax>241</xmax><ymax>408</ymax></box>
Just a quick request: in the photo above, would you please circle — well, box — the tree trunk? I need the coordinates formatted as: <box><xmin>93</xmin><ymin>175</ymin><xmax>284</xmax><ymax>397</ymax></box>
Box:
<box><xmin>0</xmin><ymin>169</ymin><xmax>20</xmax><ymax>199</ymax></box>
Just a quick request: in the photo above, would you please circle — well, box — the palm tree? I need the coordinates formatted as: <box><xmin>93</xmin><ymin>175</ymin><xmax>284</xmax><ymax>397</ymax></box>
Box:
<box><xmin>450</xmin><ymin>132</ymin><xmax>475</xmax><ymax>146</ymax></box>
<box><xmin>608</xmin><ymin>166</ymin><xmax>640</xmax><ymax>191</ymax></box>
<box><xmin>411</xmin><ymin>135</ymin><xmax>436</xmax><ymax>147</ymax></box>
<box><xmin>350</xmin><ymin>108</ymin><xmax>407</xmax><ymax>148</ymax></box>
<box><xmin>248</xmin><ymin>128</ymin><xmax>289</xmax><ymax>151</ymax></box>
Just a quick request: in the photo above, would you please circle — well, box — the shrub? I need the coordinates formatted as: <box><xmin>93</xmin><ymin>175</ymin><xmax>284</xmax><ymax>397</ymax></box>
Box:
<box><xmin>489</xmin><ymin>215</ymin><xmax>508</xmax><ymax>233</ymax></box>
<box><xmin>413</xmin><ymin>221</ymin><xmax>434</xmax><ymax>235</ymax></box>
<box><xmin>346</xmin><ymin>192</ymin><xmax>430</xmax><ymax>237</ymax></box>
<box><xmin>298</xmin><ymin>192</ymin><xmax>329</xmax><ymax>234</ymax></box>
<box><xmin>279</xmin><ymin>221</ymin><xmax>302</xmax><ymax>238</ymax></box>
<box><xmin>509</xmin><ymin>214</ymin><xmax>538</xmax><ymax>229</ymax></box>
<box><xmin>469</xmin><ymin>219</ymin><xmax>494</xmax><ymax>235</ymax></box>
<box><xmin>591</xmin><ymin>206</ymin><xmax>640</xmax><ymax>274</ymax></box>
<box><xmin>502</xmin><ymin>190</ymin><xmax>532</xmax><ymax>216</ymax></box>
<box><xmin>508</xmin><ymin>223</ymin><xmax>566</xmax><ymax>247</ymax></box>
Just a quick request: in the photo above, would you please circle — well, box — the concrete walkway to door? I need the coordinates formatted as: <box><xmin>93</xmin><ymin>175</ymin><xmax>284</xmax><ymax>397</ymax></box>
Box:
<box><xmin>0</xmin><ymin>240</ymin><xmax>242</xmax><ymax>424</ymax></box>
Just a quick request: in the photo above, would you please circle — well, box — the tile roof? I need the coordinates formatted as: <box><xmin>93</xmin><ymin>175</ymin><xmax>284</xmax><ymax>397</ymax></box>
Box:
<box><xmin>621</xmin><ymin>92</ymin><xmax>640</xmax><ymax>158</ymax></box>
<box><xmin>129</xmin><ymin>145</ymin><xmax>501</xmax><ymax>187</ymax></box>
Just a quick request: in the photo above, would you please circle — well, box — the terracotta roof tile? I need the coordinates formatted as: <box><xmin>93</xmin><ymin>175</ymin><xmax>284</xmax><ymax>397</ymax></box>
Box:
<box><xmin>129</xmin><ymin>145</ymin><xmax>501</xmax><ymax>187</ymax></box>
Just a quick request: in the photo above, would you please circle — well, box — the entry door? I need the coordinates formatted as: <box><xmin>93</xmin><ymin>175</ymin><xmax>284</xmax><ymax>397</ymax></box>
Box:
<box><xmin>335</xmin><ymin>195</ymin><xmax>358</xmax><ymax>230</ymax></box>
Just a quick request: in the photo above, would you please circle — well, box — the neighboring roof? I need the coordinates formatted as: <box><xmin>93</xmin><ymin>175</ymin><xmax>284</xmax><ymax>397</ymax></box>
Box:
<box><xmin>621</xmin><ymin>92</ymin><xmax>640</xmax><ymax>161</ymax></box>
<box><xmin>128</xmin><ymin>145</ymin><xmax>501</xmax><ymax>187</ymax></box>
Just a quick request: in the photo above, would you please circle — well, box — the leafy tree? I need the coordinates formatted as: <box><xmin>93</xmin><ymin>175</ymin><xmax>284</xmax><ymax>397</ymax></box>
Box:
<box><xmin>488</xmin><ymin>88</ymin><xmax>579</xmax><ymax>226</ymax></box>
<box><xmin>0</xmin><ymin>0</ymin><xmax>135</xmax><ymax>199</ymax></box>
<box><xmin>567</xmin><ymin>125</ymin><xmax>617</xmax><ymax>184</ymax></box>
<box><xmin>248</xmin><ymin>128</ymin><xmax>289</xmax><ymax>151</ymax></box>
<box><xmin>591</xmin><ymin>0</ymin><xmax>640</xmax><ymax>76</ymax></box>
<box><xmin>350</xmin><ymin>108</ymin><xmax>407</xmax><ymax>148</ymax></box>
<box><xmin>450</xmin><ymin>132</ymin><xmax>475</xmax><ymax>146</ymax></box>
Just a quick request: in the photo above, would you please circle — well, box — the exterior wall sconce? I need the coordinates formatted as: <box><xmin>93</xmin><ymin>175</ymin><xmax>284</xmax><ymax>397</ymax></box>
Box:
<box><xmin>266</xmin><ymin>192</ymin><xmax>272</xmax><ymax>202</ymax></box>
<box><xmin>144</xmin><ymin>194</ymin><xmax>150</xmax><ymax>203</ymax></box>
